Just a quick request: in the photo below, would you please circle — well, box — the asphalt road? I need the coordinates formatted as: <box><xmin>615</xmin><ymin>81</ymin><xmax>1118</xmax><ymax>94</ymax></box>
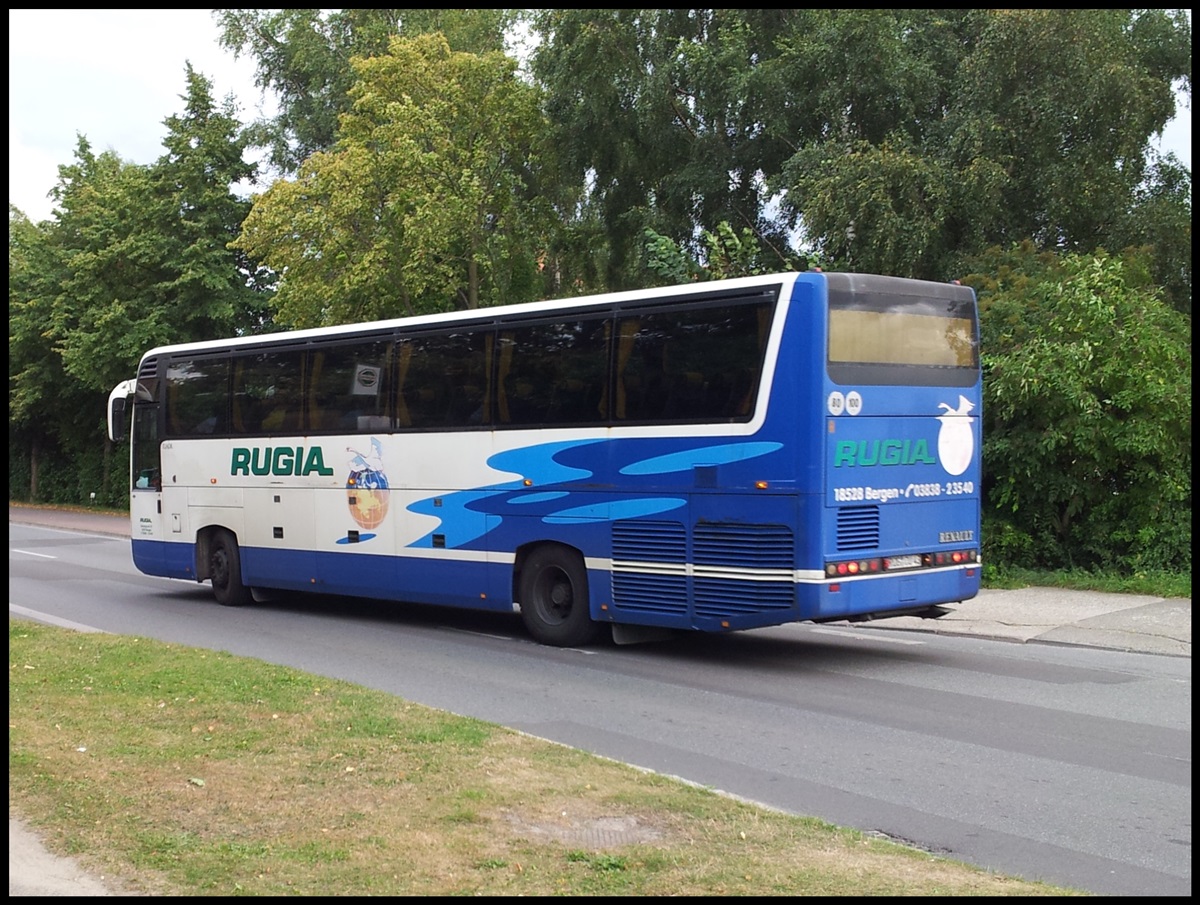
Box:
<box><xmin>9</xmin><ymin>506</ymin><xmax>1192</xmax><ymax>896</ymax></box>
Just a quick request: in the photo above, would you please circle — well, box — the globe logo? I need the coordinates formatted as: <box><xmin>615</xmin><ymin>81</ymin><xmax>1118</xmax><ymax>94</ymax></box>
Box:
<box><xmin>346</xmin><ymin>439</ymin><xmax>390</xmax><ymax>531</ymax></box>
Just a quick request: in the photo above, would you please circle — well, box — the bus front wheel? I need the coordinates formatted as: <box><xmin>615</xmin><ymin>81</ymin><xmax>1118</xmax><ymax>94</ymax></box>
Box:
<box><xmin>519</xmin><ymin>546</ymin><xmax>603</xmax><ymax>647</ymax></box>
<box><xmin>210</xmin><ymin>530</ymin><xmax>252</xmax><ymax>607</ymax></box>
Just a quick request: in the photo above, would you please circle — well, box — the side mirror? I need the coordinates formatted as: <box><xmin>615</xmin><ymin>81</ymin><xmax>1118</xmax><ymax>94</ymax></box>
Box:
<box><xmin>110</xmin><ymin>398</ymin><xmax>127</xmax><ymax>441</ymax></box>
<box><xmin>107</xmin><ymin>380</ymin><xmax>135</xmax><ymax>441</ymax></box>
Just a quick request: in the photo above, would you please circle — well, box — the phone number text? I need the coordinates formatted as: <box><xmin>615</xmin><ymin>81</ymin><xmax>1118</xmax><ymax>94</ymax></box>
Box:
<box><xmin>833</xmin><ymin>481</ymin><xmax>974</xmax><ymax>503</ymax></box>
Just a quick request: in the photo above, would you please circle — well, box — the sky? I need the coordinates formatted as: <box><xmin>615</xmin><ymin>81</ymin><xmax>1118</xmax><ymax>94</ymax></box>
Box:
<box><xmin>8</xmin><ymin>9</ymin><xmax>1193</xmax><ymax>226</ymax></box>
<box><xmin>9</xmin><ymin>9</ymin><xmax>274</xmax><ymax>223</ymax></box>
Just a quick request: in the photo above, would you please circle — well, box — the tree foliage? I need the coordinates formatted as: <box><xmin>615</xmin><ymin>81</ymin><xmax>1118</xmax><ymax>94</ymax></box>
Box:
<box><xmin>776</xmin><ymin>10</ymin><xmax>1192</xmax><ymax>281</ymax></box>
<box><xmin>966</xmin><ymin>244</ymin><xmax>1191</xmax><ymax>572</ymax></box>
<box><xmin>530</xmin><ymin>9</ymin><xmax>1190</xmax><ymax>296</ymax></box>
<box><xmin>9</xmin><ymin>67</ymin><xmax>271</xmax><ymax>506</ymax></box>
<box><xmin>1110</xmin><ymin>153</ymin><xmax>1193</xmax><ymax>316</ymax></box>
<box><xmin>9</xmin><ymin>208</ymin><xmax>66</xmax><ymax>427</ymax></box>
<box><xmin>643</xmin><ymin>222</ymin><xmax>814</xmax><ymax>286</ymax></box>
<box><xmin>215</xmin><ymin>8</ymin><xmax>519</xmax><ymax>174</ymax></box>
<box><xmin>531</xmin><ymin>9</ymin><xmax>805</xmax><ymax>289</ymax></box>
<box><xmin>9</xmin><ymin>206</ymin><xmax>97</xmax><ymax>503</ymax></box>
<box><xmin>48</xmin><ymin>67</ymin><xmax>270</xmax><ymax>393</ymax></box>
<box><xmin>235</xmin><ymin>33</ymin><xmax>551</xmax><ymax>326</ymax></box>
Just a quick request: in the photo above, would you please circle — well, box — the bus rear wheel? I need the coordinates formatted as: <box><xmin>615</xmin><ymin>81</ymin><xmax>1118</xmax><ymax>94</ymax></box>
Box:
<box><xmin>519</xmin><ymin>546</ymin><xmax>603</xmax><ymax>647</ymax></box>
<box><xmin>209</xmin><ymin>530</ymin><xmax>252</xmax><ymax>607</ymax></box>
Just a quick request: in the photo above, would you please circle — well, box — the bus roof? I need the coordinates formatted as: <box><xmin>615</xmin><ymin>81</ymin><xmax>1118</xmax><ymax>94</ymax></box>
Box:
<box><xmin>138</xmin><ymin>271</ymin><xmax>808</xmax><ymax>363</ymax></box>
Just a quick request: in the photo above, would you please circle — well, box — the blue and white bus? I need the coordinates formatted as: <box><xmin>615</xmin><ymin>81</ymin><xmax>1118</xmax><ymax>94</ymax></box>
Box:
<box><xmin>108</xmin><ymin>271</ymin><xmax>981</xmax><ymax>646</ymax></box>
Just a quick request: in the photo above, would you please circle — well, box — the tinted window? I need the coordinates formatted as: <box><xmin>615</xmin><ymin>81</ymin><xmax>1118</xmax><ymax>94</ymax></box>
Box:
<box><xmin>309</xmin><ymin>341</ymin><xmax>392</xmax><ymax>432</ymax></box>
<box><xmin>614</xmin><ymin>301</ymin><xmax>771</xmax><ymax>422</ymax></box>
<box><xmin>497</xmin><ymin>318</ymin><xmax>609</xmax><ymax>426</ymax></box>
<box><xmin>231</xmin><ymin>349</ymin><xmax>307</xmax><ymax>435</ymax></box>
<box><xmin>397</xmin><ymin>332</ymin><xmax>491</xmax><ymax>429</ymax></box>
<box><xmin>165</xmin><ymin>357</ymin><xmax>230</xmax><ymax>437</ymax></box>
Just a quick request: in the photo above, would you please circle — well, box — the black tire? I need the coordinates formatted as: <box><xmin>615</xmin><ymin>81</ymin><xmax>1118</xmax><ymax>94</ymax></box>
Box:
<box><xmin>209</xmin><ymin>530</ymin><xmax>252</xmax><ymax>607</ymax></box>
<box><xmin>519</xmin><ymin>546</ymin><xmax>603</xmax><ymax>647</ymax></box>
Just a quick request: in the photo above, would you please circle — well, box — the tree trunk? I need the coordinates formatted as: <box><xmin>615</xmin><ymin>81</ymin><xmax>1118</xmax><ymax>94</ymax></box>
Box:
<box><xmin>29</xmin><ymin>438</ymin><xmax>39</xmax><ymax>502</ymax></box>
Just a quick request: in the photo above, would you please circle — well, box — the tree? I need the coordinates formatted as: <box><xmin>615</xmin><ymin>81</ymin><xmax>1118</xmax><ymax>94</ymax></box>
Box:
<box><xmin>9</xmin><ymin>206</ymin><xmax>80</xmax><ymax>502</ymax></box>
<box><xmin>643</xmin><ymin>221</ymin><xmax>813</xmax><ymax>285</ymax></box>
<box><xmin>9</xmin><ymin>68</ymin><xmax>272</xmax><ymax>507</ymax></box>
<box><xmin>216</xmin><ymin>8</ymin><xmax>519</xmax><ymax>174</ymax></box>
<box><xmin>50</xmin><ymin>66</ymin><xmax>272</xmax><ymax>394</ymax></box>
<box><xmin>774</xmin><ymin>9</ymin><xmax>1192</xmax><ymax>281</ymax></box>
<box><xmin>1110</xmin><ymin>153</ymin><xmax>1192</xmax><ymax>317</ymax></box>
<box><xmin>531</xmin><ymin>9</ymin><xmax>805</xmax><ymax>290</ymax></box>
<box><xmin>235</xmin><ymin>33</ymin><xmax>552</xmax><ymax>326</ymax></box>
<box><xmin>528</xmin><ymin>9</ymin><xmax>1190</xmax><ymax>293</ymax></box>
<box><xmin>966</xmin><ymin>244</ymin><xmax>1191</xmax><ymax>573</ymax></box>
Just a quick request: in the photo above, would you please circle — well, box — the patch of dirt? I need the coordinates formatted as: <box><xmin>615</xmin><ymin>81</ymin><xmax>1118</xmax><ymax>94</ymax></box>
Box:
<box><xmin>500</xmin><ymin>811</ymin><xmax>664</xmax><ymax>849</ymax></box>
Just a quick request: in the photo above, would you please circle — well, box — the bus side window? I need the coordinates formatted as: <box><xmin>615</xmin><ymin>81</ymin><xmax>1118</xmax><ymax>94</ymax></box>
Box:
<box><xmin>400</xmin><ymin>332</ymin><xmax>489</xmax><ymax>430</ymax></box>
<box><xmin>308</xmin><ymin>342</ymin><xmax>391</xmax><ymax>433</ymax></box>
<box><xmin>616</xmin><ymin>319</ymin><xmax>669</xmax><ymax>422</ymax></box>
<box><xmin>614</xmin><ymin>301</ymin><xmax>770</xmax><ymax>423</ymax></box>
<box><xmin>500</xmin><ymin>317</ymin><xmax>608</xmax><ymax>427</ymax></box>
<box><xmin>166</xmin><ymin>357</ymin><xmax>230</xmax><ymax>436</ymax></box>
<box><xmin>231</xmin><ymin>349</ymin><xmax>306</xmax><ymax>435</ymax></box>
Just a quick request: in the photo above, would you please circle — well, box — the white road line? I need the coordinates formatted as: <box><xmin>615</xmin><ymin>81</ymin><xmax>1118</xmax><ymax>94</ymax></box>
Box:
<box><xmin>807</xmin><ymin>626</ymin><xmax>926</xmax><ymax>645</ymax></box>
<box><xmin>9</xmin><ymin>604</ymin><xmax>106</xmax><ymax>633</ymax></box>
<box><xmin>10</xmin><ymin>549</ymin><xmax>57</xmax><ymax>559</ymax></box>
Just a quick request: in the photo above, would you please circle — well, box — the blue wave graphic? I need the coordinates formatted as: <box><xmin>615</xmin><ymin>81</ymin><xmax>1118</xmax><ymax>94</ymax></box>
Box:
<box><xmin>405</xmin><ymin>437</ymin><xmax>781</xmax><ymax>548</ymax></box>
<box><xmin>510</xmin><ymin>491</ymin><xmax>570</xmax><ymax>505</ymax></box>
<box><xmin>620</xmin><ymin>442</ymin><xmax>782</xmax><ymax>475</ymax></box>
<box><xmin>408</xmin><ymin>490</ymin><xmax>498</xmax><ymax>547</ymax></box>
<box><xmin>488</xmin><ymin>440</ymin><xmax>602</xmax><ymax>484</ymax></box>
<box><xmin>543</xmin><ymin>497</ymin><xmax>685</xmax><ymax>524</ymax></box>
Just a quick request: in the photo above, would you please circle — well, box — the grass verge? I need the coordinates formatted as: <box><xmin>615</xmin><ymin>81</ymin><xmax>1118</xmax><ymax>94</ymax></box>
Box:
<box><xmin>9</xmin><ymin>620</ymin><xmax>1084</xmax><ymax>897</ymax></box>
<box><xmin>983</xmin><ymin>564</ymin><xmax>1190</xmax><ymax>599</ymax></box>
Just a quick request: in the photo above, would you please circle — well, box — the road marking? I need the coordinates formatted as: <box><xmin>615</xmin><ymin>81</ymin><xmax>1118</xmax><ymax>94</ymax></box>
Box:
<box><xmin>808</xmin><ymin>626</ymin><xmax>926</xmax><ymax>645</ymax></box>
<box><xmin>450</xmin><ymin>628</ymin><xmax>599</xmax><ymax>653</ymax></box>
<box><xmin>10</xmin><ymin>549</ymin><xmax>57</xmax><ymax>559</ymax></box>
<box><xmin>9</xmin><ymin>604</ymin><xmax>106</xmax><ymax>633</ymax></box>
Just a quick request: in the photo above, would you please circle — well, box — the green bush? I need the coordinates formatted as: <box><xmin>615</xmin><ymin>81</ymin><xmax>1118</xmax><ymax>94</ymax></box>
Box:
<box><xmin>967</xmin><ymin>246</ymin><xmax>1191</xmax><ymax>574</ymax></box>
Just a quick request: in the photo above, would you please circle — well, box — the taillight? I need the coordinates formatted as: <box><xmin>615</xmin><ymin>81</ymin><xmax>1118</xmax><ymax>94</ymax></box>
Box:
<box><xmin>825</xmin><ymin>558</ymin><xmax>882</xmax><ymax>578</ymax></box>
<box><xmin>826</xmin><ymin>550</ymin><xmax>977</xmax><ymax>578</ymax></box>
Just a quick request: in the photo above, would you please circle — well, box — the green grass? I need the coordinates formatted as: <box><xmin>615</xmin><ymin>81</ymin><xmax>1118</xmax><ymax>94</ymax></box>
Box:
<box><xmin>983</xmin><ymin>564</ymin><xmax>1190</xmax><ymax>599</ymax></box>
<box><xmin>9</xmin><ymin>620</ymin><xmax>1086</xmax><ymax>897</ymax></box>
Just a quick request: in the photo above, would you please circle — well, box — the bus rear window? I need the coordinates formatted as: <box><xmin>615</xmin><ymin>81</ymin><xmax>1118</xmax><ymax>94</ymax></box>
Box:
<box><xmin>829</xmin><ymin>309</ymin><xmax>976</xmax><ymax>367</ymax></box>
<box><xmin>825</xmin><ymin>273</ymin><xmax>978</xmax><ymax>387</ymax></box>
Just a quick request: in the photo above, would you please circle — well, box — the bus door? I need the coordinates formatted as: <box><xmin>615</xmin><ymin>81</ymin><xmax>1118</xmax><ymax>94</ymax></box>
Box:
<box><xmin>129</xmin><ymin>392</ymin><xmax>166</xmax><ymax>572</ymax></box>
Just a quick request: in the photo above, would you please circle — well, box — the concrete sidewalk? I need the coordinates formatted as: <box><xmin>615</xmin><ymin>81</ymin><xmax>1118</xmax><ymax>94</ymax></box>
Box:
<box><xmin>8</xmin><ymin>502</ymin><xmax>1191</xmax><ymax>896</ymax></box>
<box><xmin>8</xmin><ymin>818</ymin><xmax>134</xmax><ymax>897</ymax></box>
<box><xmin>849</xmin><ymin>585</ymin><xmax>1191</xmax><ymax>657</ymax></box>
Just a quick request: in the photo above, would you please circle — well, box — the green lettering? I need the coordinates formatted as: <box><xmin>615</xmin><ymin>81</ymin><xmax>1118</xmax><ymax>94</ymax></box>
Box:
<box><xmin>251</xmin><ymin>448</ymin><xmax>271</xmax><ymax>476</ymax></box>
<box><xmin>834</xmin><ymin>437</ymin><xmax>938</xmax><ymax>467</ymax></box>
<box><xmin>231</xmin><ymin>448</ymin><xmax>251</xmax><ymax>475</ymax></box>
<box><xmin>303</xmin><ymin>446</ymin><xmax>334</xmax><ymax>476</ymax></box>
<box><xmin>272</xmin><ymin>447</ymin><xmax>295</xmax><ymax>475</ymax></box>
<box><xmin>880</xmin><ymin>440</ymin><xmax>902</xmax><ymax>466</ymax></box>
